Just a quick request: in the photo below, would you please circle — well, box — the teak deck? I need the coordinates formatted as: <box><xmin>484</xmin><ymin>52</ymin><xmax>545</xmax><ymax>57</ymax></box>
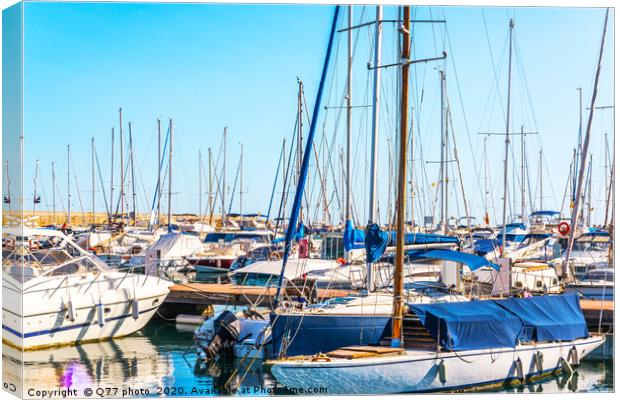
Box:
<box><xmin>165</xmin><ymin>282</ymin><xmax>351</xmax><ymax>307</ymax></box>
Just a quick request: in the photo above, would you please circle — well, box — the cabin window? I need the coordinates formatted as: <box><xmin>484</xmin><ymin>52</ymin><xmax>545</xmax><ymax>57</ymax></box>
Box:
<box><xmin>515</xmin><ymin>281</ymin><xmax>523</xmax><ymax>288</ymax></box>
<box><xmin>536</xmin><ymin>281</ymin><xmax>543</xmax><ymax>288</ymax></box>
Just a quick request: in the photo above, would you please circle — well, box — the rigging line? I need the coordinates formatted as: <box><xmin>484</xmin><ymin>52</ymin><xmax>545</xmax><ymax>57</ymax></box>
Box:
<box><xmin>441</xmin><ymin>9</ymin><xmax>487</xmax><ymax>212</ymax></box>
<box><xmin>70</xmin><ymin>154</ymin><xmax>86</xmax><ymax>222</ymax></box>
<box><xmin>481</xmin><ymin>8</ymin><xmax>507</xmax><ymax>123</ymax></box>
<box><xmin>94</xmin><ymin>149</ymin><xmax>111</xmax><ymax>218</ymax></box>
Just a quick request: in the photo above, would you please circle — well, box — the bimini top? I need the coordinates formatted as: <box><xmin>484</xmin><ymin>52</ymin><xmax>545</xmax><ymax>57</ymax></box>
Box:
<box><xmin>410</xmin><ymin>294</ymin><xmax>588</xmax><ymax>351</ymax></box>
<box><xmin>407</xmin><ymin>249</ymin><xmax>500</xmax><ymax>271</ymax></box>
<box><xmin>530</xmin><ymin>210</ymin><xmax>561</xmax><ymax>217</ymax></box>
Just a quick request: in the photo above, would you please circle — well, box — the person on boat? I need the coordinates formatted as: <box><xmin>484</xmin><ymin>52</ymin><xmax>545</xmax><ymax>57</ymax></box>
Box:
<box><xmin>522</xmin><ymin>289</ymin><xmax>533</xmax><ymax>298</ymax></box>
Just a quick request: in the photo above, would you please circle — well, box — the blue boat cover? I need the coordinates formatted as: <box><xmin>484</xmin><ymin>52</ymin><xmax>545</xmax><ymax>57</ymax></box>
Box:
<box><xmin>365</xmin><ymin>223</ymin><xmax>389</xmax><ymax>263</ymax></box>
<box><xmin>473</xmin><ymin>238</ymin><xmax>500</xmax><ymax>255</ymax></box>
<box><xmin>411</xmin><ymin>301</ymin><xmax>524</xmax><ymax>351</ymax></box>
<box><xmin>494</xmin><ymin>294</ymin><xmax>588</xmax><ymax>342</ymax></box>
<box><xmin>410</xmin><ymin>294</ymin><xmax>588</xmax><ymax>351</ymax></box>
<box><xmin>387</xmin><ymin>232</ymin><xmax>460</xmax><ymax>246</ymax></box>
<box><xmin>407</xmin><ymin>249</ymin><xmax>500</xmax><ymax>271</ymax></box>
<box><xmin>530</xmin><ymin>210</ymin><xmax>560</xmax><ymax>217</ymax></box>
<box><xmin>343</xmin><ymin>220</ymin><xmax>365</xmax><ymax>252</ymax></box>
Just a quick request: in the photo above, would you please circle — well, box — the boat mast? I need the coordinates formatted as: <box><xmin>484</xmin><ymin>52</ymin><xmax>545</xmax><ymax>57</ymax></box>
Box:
<box><xmin>345</xmin><ymin>5</ymin><xmax>353</xmax><ymax>226</ymax></box>
<box><xmin>33</xmin><ymin>159</ymin><xmax>39</xmax><ymax>215</ymax></box>
<box><xmin>199</xmin><ymin>149</ymin><xmax>203</xmax><ymax>219</ymax></box>
<box><xmin>208</xmin><ymin>147</ymin><xmax>213</xmax><ymax>225</ymax></box>
<box><xmin>539</xmin><ymin>149</ymin><xmax>543</xmax><ymax>211</ymax></box>
<box><xmin>439</xmin><ymin>70</ymin><xmax>446</xmax><ymax>233</ymax></box>
<box><xmin>392</xmin><ymin>4</ymin><xmax>410</xmax><ymax>348</ymax></box>
<box><xmin>51</xmin><ymin>161</ymin><xmax>56</xmax><ymax>225</ymax></box>
<box><xmin>168</xmin><ymin>118</ymin><xmax>173</xmax><ymax>232</ymax></box>
<box><xmin>110</xmin><ymin>128</ymin><xmax>114</xmax><ymax>224</ymax></box>
<box><xmin>129</xmin><ymin>122</ymin><xmax>137</xmax><ymax>226</ymax></box>
<box><xmin>67</xmin><ymin>145</ymin><xmax>71</xmax><ymax>226</ymax></box>
<box><xmin>222</xmin><ymin>126</ymin><xmax>227</xmax><ymax>227</ymax></box>
<box><xmin>573</xmin><ymin>87</ymin><xmax>583</xmax><ymax>206</ymax></box>
<box><xmin>367</xmin><ymin>5</ymin><xmax>383</xmax><ymax>292</ymax></box>
<box><xmin>157</xmin><ymin>119</ymin><xmax>162</xmax><ymax>226</ymax></box>
<box><xmin>239</xmin><ymin>143</ymin><xmax>243</xmax><ymax>226</ymax></box>
<box><xmin>119</xmin><ymin>108</ymin><xmax>125</xmax><ymax>227</ymax></box>
<box><xmin>563</xmin><ymin>8</ymin><xmax>609</xmax><ymax>279</ymax></box>
<box><xmin>520</xmin><ymin>126</ymin><xmax>526</xmax><ymax>224</ymax></box>
<box><xmin>500</xmin><ymin>19</ymin><xmax>514</xmax><ymax>257</ymax></box>
<box><xmin>586</xmin><ymin>154</ymin><xmax>593</xmax><ymax>226</ymax></box>
<box><xmin>92</xmin><ymin>137</ymin><xmax>96</xmax><ymax>225</ymax></box>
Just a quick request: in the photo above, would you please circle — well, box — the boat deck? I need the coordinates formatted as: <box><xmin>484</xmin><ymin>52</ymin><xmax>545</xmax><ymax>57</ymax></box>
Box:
<box><xmin>165</xmin><ymin>282</ymin><xmax>351</xmax><ymax>307</ymax></box>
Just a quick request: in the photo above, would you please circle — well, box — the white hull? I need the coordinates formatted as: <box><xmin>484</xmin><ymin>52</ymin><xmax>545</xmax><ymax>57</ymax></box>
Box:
<box><xmin>2</xmin><ymin>272</ymin><xmax>170</xmax><ymax>350</ymax></box>
<box><xmin>270</xmin><ymin>336</ymin><xmax>605</xmax><ymax>394</ymax></box>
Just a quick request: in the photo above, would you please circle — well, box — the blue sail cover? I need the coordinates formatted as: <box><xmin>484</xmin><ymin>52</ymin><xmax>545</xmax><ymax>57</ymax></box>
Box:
<box><xmin>365</xmin><ymin>223</ymin><xmax>389</xmax><ymax>263</ymax></box>
<box><xmin>494</xmin><ymin>294</ymin><xmax>588</xmax><ymax>342</ymax></box>
<box><xmin>530</xmin><ymin>210</ymin><xmax>560</xmax><ymax>217</ymax></box>
<box><xmin>410</xmin><ymin>294</ymin><xmax>588</xmax><ymax>351</ymax></box>
<box><xmin>473</xmin><ymin>238</ymin><xmax>500</xmax><ymax>255</ymax></box>
<box><xmin>407</xmin><ymin>249</ymin><xmax>500</xmax><ymax>271</ymax></box>
<box><xmin>411</xmin><ymin>301</ymin><xmax>524</xmax><ymax>351</ymax></box>
<box><xmin>387</xmin><ymin>232</ymin><xmax>460</xmax><ymax>246</ymax></box>
<box><xmin>343</xmin><ymin>220</ymin><xmax>365</xmax><ymax>252</ymax></box>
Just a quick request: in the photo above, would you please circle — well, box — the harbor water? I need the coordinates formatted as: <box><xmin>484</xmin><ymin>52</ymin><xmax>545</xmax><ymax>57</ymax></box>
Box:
<box><xmin>4</xmin><ymin>318</ymin><xmax>613</xmax><ymax>397</ymax></box>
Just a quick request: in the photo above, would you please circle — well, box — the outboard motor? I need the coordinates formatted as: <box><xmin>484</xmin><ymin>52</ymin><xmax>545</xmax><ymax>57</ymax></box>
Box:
<box><xmin>196</xmin><ymin>310</ymin><xmax>240</xmax><ymax>361</ymax></box>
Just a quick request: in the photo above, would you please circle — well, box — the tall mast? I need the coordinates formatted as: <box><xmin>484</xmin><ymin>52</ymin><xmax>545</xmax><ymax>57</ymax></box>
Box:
<box><xmin>92</xmin><ymin>137</ymin><xmax>96</xmax><ymax>225</ymax></box>
<box><xmin>520</xmin><ymin>125</ymin><xmax>526</xmax><ymax>223</ymax></box>
<box><xmin>110</xmin><ymin>128</ymin><xmax>114</xmax><ymax>223</ymax></box>
<box><xmin>119</xmin><ymin>107</ymin><xmax>125</xmax><ymax>227</ymax></box>
<box><xmin>33</xmin><ymin>159</ymin><xmax>39</xmax><ymax>215</ymax></box>
<box><xmin>439</xmin><ymin>70</ymin><xmax>446</xmax><ymax>233</ymax></box>
<box><xmin>392</xmin><ymin>4</ymin><xmax>410</xmax><ymax>348</ymax></box>
<box><xmin>208</xmin><ymin>147</ymin><xmax>213</xmax><ymax>225</ymax></box>
<box><xmin>563</xmin><ymin>8</ymin><xmax>609</xmax><ymax>279</ymax></box>
<box><xmin>157</xmin><ymin>119</ymin><xmax>162</xmax><ymax>225</ymax></box>
<box><xmin>500</xmin><ymin>19</ymin><xmax>514</xmax><ymax>257</ymax></box>
<box><xmin>129</xmin><ymin>122</ymin><xmax>137</xmax><ymax>226</ymax></box>
<box><xmin>222</xmin><ymin>126</ymin><xmax>227</xmax><ymax>227</ymax></box>
<box><xmin>168</xmin><ymin>118</ymin><xmax>173</xmax><ymax>232</ymax></box>
<box><xmin>484</xmin><ymin>138</ymin><xmax>489</xmax><ymax>223</ymax></box>
<box><xmin>586</xmin><ymin>154</ymin><xmax>593</xmax><ymax>226</ymax></box>
<box><xmin>239</xmin><ymin>143</ymin><xmax>244</xmax><ymax>226</ymax></box>
<box><xmin>67</xmin><ymin>145</ymin><xmax>71</xmax><ymax>226</ymax></box>
<box><xmin>366</xmin><ymin>5</ymin><xmax>383</xmax><ymax>292</ymax></box>
<box><xmin>199</xmin><ymin>149</ymin><xmax>203</xmax><ymax>219</ymax></box>
<box><xmin>539</xmin><ymin>149</ymin><xmax>543</xmax><ymax>211</ymax></box>
<box><xmin>369</xmin><ymin>5</ymin><xmax>383</xmax><ymax>225</ymax></box>
<box><xmin>345</xmin><ymin>5</ymin><xmax>353</xmax><ymax>224</ymax></box>
<box><xmin>297</xmin><ymin>79</ymin><xmax>304</xmax><ymax>225</ymax></box>
<box><xmin>51</xmin><ymin>161</ymin><xmax>56</xmax><ymax>225</ymax></box>
<box><xmin>573</xmin><ymin>87</ymin><xmax>583</xmax><ymax>205</ymax></box>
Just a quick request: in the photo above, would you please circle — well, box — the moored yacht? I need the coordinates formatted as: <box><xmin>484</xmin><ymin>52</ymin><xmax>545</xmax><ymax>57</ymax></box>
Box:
<box><xmin>2</xmin><ymin>226</ymin><xmax>172</xmax><ymax>350</ymax></box>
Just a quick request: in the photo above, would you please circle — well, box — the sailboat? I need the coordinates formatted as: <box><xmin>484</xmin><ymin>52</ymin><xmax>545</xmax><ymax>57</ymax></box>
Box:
<box><xmin>268</xmin><ymin>8</ymin><xmax>606</xmax><ymax>393</ymax></box>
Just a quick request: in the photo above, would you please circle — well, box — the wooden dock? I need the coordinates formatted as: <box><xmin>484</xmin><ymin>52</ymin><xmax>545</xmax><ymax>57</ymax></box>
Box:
<box><xmin>164</xmin><ymin>284</ymin><xmax>613</xmax><ymax>332</ymax></box>
<box><xmin>165</xmin><ymin>282</ymin><xmax>351</xmax><ymax>308</ymax></box>
<box><xmin>580</xmin><ymin>299</ymin><xmax>614</xmax><ymax>333</ymax></box>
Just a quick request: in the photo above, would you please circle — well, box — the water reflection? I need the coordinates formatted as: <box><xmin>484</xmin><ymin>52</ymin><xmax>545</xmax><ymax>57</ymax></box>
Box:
<box><xmin>3</xmin><ymin>322</ymin><xmax>612</xmax><ymax>397</ymax></box>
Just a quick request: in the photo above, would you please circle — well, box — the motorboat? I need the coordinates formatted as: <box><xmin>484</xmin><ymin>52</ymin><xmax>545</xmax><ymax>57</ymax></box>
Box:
<box><xmin>2</xmin><ymin>226</ymin><xmax>172</xmax><ymax>350</ymax></box>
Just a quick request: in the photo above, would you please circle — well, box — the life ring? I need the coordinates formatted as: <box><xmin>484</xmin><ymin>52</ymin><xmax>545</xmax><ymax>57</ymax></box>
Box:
<box><xmin>311</xmin><ymin>353</ymin><xmax>331</xmax><ymax>362</ymax></box>
<box><xmin>269</xmin><ymin>251</ymin><xmax>281</xmax><ymax>261</ymax></box>
<box><xmin>336</xmin><ymin>257</ymin><xmax>347</xmax><ymax>266</ymax></box>
<box><xmin>558</xmin><ymin>222</ymin><xmax>570</xmax><ymax>236</ymax></box>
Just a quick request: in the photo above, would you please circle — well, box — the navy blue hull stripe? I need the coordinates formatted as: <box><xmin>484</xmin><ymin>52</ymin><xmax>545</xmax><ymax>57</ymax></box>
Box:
<box><xmin>2</xmin><ymin>305</ymin><xmax>160</xmax><ymax>339</ymax></box>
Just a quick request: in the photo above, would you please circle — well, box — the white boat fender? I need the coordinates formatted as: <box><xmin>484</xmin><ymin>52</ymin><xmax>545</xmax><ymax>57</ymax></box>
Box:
<box><xmin>569</xmin><ymin>346</ymin><xmax>579</xmax><ymax>366</ymax></box>
<box><xmin>559</xmin><ymin>357</ymin><xmax>573</xmax><ymax>375</ymax></box>
<box><xmin>97</xmin><ymin>303</ymin><xmax>106</xmax><ymax>327</ymax></box>
<box><xmin>514</xmin><ymin>358</ymin><xmax>525</xmax><ymax>383</ymax></box>
<box><xmin>66</xmin><ymin>300</ymin><xmax>76</xmax><ymax>322</ymax></box>
<box><xmin>131</xmin><ymin>299</ymin><xmax>139</xmax><ymax>320</ymax></box>
<box><xmin>534</xmin><ymin>351</ymin><xmax>544</xmax><ymax>373</ymax></box>
<box><xmin>437</xmin><ymin>360</ymin><xmax>447</xmax><ymax>384</ymax></box>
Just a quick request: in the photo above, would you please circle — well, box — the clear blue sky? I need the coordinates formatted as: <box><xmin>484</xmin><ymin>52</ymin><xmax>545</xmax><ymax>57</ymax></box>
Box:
<box><xmin>8</xmin><ymin>2</ymin><xmax>615</xmax><ymax>226</ymax></box>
